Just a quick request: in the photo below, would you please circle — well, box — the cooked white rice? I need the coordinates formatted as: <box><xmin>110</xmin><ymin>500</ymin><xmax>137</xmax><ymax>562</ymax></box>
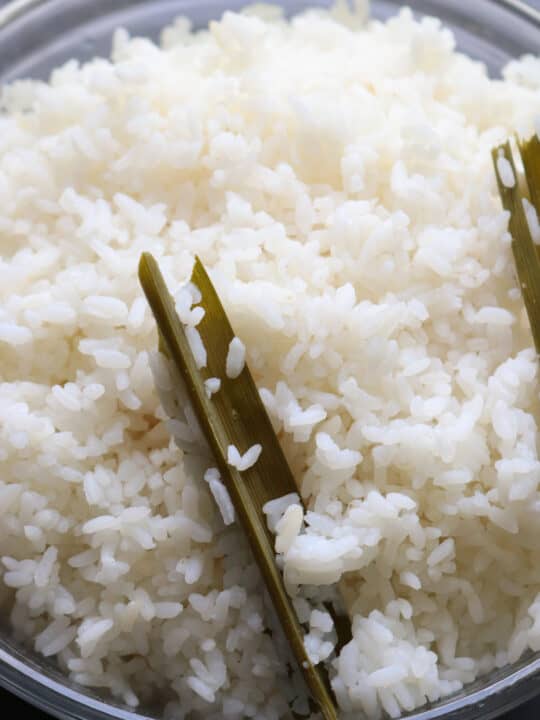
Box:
<box><xmin>226</xmin><ymin>337</ymin><xmax>246</xmax><ymax>379</ymax></box>
<box><xmin>523</xmin><ymin>197</ymin><xmax>540</xmax><ymax>244</ymax></box>
<box><xmin>227</xmin><ymin>443</ymin><xmax>263</xmax><ymax>472</ymax></box>
<box><xmin>204</xmin><ymin>376</ymin><xmax>221</xmax><ymax>398</ymax></box>
<box><xmin>185</xmin><ymin>326</ymin><xmax>207</xmax><ymax>369</ymax></box>
<box><xmin>204</xmin><ymin>468</ymin><xmax>235</xmax><ymax>526</ymax></box>
<box><xmin>496</xmin><ymin>154</ymin><xmax>516</xmax><ymax>189</ymax></box>
<box><xmin>2</xmin><ymin>2</ymin><xmax>540</xmax><ymax>718</ymax></box>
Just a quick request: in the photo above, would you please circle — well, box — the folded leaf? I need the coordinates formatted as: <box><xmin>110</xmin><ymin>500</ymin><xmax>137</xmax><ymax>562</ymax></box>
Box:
<box><xmin>492</xmin><ymin>141</ymin><xmax>540</xmax><ymax>355</ymax></box>
<box><xmin>519</xmin><ymin>134</ymin><xmax>540</xmax><ymax>215</ymax></box>
<box><xmin>139</xmin><ymin>252</ymin><xmax>340</xmax><ymax>720</ymax></box>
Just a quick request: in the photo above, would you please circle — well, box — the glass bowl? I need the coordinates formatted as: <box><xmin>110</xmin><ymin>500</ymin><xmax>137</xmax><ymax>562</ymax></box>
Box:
<box><xmin>1</xmin><ymin>1</ymin><xmax>540</xmax><ymax>719</ymax></box>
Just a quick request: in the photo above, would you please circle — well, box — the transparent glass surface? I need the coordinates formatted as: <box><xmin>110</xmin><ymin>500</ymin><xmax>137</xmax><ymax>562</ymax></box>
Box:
<box><xmin>0</xmin><ymin>1</ymin><xmax>540</xmax><ymax>719</ymax></box>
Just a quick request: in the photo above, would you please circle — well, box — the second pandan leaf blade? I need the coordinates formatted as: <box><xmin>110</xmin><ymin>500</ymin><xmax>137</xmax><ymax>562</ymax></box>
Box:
<box><xmin>519</xmin><ymin>134</ymin><xmax>540</xmax><ymax>216</ymax></box>
<box><xmin>492</xmin><ymin>141</ymin><xmax>540</xmax><ymax>355</ymax></box>
<box><xmin>138</xmin><ymin>252</ymin><xmax>339</xmax><ymax>720</ymax></box>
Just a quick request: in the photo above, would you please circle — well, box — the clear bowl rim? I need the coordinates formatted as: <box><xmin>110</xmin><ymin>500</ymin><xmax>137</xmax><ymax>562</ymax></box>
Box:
<box><xmin>1</xmin><ymin>0</ymin><xmax>540</xmax><ymax>28</ymax></box>
<box><xmin>0</xmin><ymin>1</ymin><xmax>540</xmax><ymax>719</ymax></box>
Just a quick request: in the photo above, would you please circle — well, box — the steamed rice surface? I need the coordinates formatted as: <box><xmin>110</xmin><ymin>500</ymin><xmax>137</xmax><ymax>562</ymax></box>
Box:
<box><xmin>2</xmin><ymin>2</ymin><xmax>540</xmax><ymax>718</ymax></box>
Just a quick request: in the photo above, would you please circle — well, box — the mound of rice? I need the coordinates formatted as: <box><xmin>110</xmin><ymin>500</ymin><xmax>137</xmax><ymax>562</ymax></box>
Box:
<box><xmin>2</xmin><ymin>2</ymin><xmax>540</xmax><ymax>718</ymax></box>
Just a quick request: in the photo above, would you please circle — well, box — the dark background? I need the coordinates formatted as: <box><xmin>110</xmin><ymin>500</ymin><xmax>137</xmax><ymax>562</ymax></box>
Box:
<box><xmin>1</xmin><ymin>0</ymin><xmax>540</xmax><ymax>717</ymax></box>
